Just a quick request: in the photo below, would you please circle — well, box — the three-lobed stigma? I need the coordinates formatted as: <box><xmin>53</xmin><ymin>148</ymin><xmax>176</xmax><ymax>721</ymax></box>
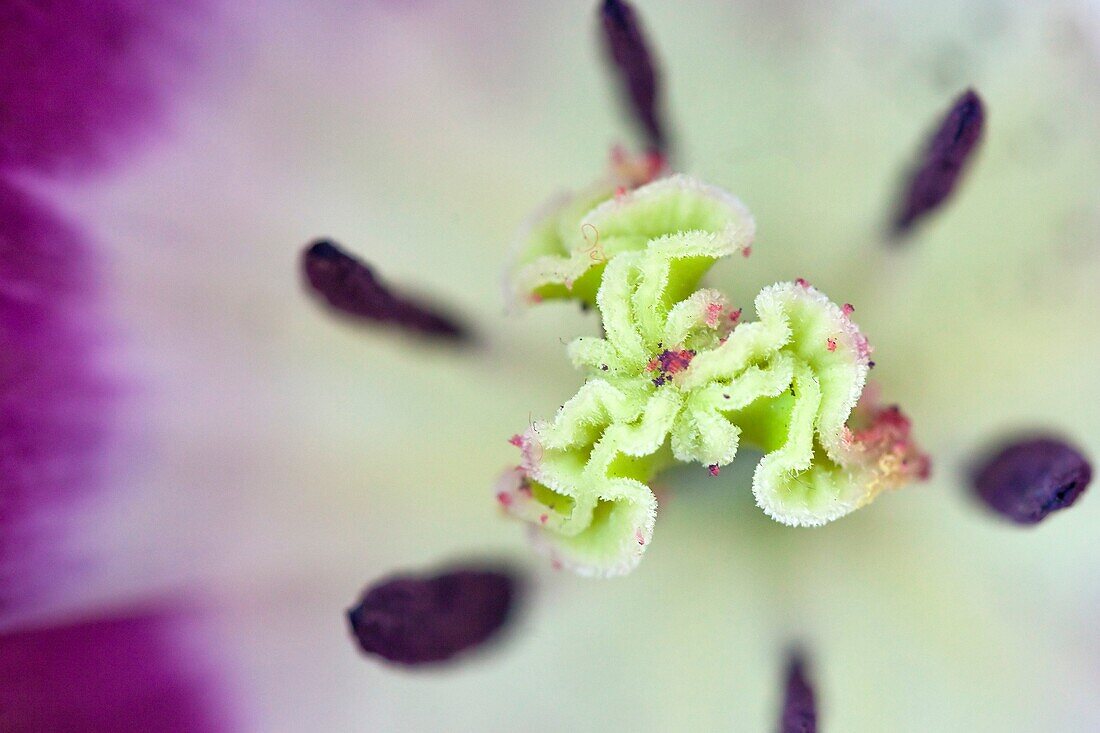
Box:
<box><xmin>499</xmin><ymin>172</ymin><xmax>928</xmax><ymax>577</ymax></box>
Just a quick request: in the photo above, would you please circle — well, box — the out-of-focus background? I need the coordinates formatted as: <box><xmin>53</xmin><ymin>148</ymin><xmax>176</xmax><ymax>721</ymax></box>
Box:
<box><xmin>18</xmin><ymin>1</ymin><xmax>1100</xmax><ymax>730</ymax></box>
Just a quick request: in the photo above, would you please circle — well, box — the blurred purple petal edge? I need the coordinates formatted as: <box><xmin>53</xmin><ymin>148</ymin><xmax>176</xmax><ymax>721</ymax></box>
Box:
<box><xmin>1</xmin><ymin>0</ymin><xmax>202</xmax><ymax>620</ymax></box>
<box><xmin>0</xmin><ymin>182</ymin><xmax>113</xmax><ymax>614</ymax></box>
<box><xmin>0</xmin><ymin>608</ymin><xmax>236</xmax><ymax>732</ymax></box>
<box><xmin>0</xmin><ymin>0</ymin><xmax>201</xmax><ymax>174</ymax></box>
<box><xmin>2</xmin><ymin>5</ymin><xmax>238</xmax><ymax>731</ymax></box>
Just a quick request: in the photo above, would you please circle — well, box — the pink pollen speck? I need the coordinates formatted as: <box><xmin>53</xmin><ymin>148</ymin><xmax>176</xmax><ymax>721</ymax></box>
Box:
<box><xmin>795</xmin><ymin>278</ymin><xmax>810</xmax><ymax>288</ymax></box>
<box><xmin>741</xmin><ymin>246</ymin><xmax>752</xmax><ymax>258</ymax></box>
<box><xmin>827</xmin><ymin>338</ymin><xmax>837</xmax><ymax>352</ymax></box>
<box><xmin>496</xmin><ymin>491</ymin><xmax>513</xmax><ymax>507</ymax></box>
<box><xmin>707</xmin><ymin>464</ymin><xmax>720</xmax><ymax>477</ymax></box>
<box><xmin>705</xmin><ymin>302</ymin><xmax>723</xmax><ymax>327</ymax></box>
<box><xmin>508</xmin><ymin>434</ymin><xmax>523</xmax><ymax>447</ymax></box>
<box><xmin>855</xmin><ymin>333</ymin><xmax>872</xmax><ymax>359</ymax></box>
<box><xmin>539</xmin><ymin>513</ymin><xmax>549</xmax><ymax>524</ymax></box>
<box><xmin>729</xmin><ymin>308</ymin><xmax>742</xmax><ymax>323</ymax></box>
<box><xmin>842</xmin><ymin>303</ymin><xmax>855</xmax><ymax>316</ymax></box>
<box><xmin>635</xmin><ymin>529</ymin><xmax>646</xmax><ymax>546</ymax></box>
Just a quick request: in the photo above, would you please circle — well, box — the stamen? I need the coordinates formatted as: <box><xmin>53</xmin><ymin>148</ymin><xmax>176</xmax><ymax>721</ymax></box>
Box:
<box><xmin>972</xmin><ymin>437</ymin><xmax>1091</xmax><ymax>524</ymax></box>
<box><xmin>778</xmin><ymin>651</ymin><xmax>818</xmax><ymax>733</ymax></box>
<box><xmin>302</xmin><ymin>239</ymin><xmax>467</xmax><ymax>340</ymax></box>
<box><xmin>599</xmin><ymin>0</ymin><xmax>667</xmax><ymax>153</ymax></box>
<box><xmin>892</xmin><ymin>89</ymin><xmax>985</xmax><ymax>235</ymax></box>
<box><xmin>347</xmin><ymin>566</ymin><xmax>517</xmax><ymax>666</ymax></box>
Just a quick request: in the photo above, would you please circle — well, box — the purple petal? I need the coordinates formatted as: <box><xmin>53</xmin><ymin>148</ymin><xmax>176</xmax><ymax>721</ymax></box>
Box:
<box><xmin>0</xmin><ymin>181</ymin><xmax>113</xmax><ymax>615</ymax></box>
<box><xmin>972</xmin><ymin>437</ymin><xmax>1091</xmax><ymax>524</ymax></box>
<box><xmin>892</xmin><ymin>89</ymin><xmax>985</xmax><ymax>235</ymax></box>
<box><xmin>2</xmin><ymin>0</ymin><xmax>204</xmax><ymax>614</ymax></box>
<box><xmin>0</xmin><ymin>608</ymin><xmax>234</xmax><ymax>732</ymax></box>
<box><xmin>302</xmin><ymin>239</ymin><xmax>468</xmax><ymax>340</ymax></box>
<box><xmin>347</xmin><ymin>566</ymin><xmax>517</xmax><ymax>666</ymax></box>
<box><xmin>599</xmin><ymin>0</ymin><xmax>668</xmax><ymax>153</ymax></box>
<box><xmin>0</xmin><ymin>1</ymin><xmax>199</xmax><ymax>175</ymax></box>
<box><xmin>778</xmin><ymin>652</ymin><xmax>817</xmax><ymax>733</ymax></box>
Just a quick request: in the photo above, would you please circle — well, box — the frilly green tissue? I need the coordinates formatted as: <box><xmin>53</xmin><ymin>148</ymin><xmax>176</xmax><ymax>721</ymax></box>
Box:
<box><xmin>499</xmin><ymin>173</ymin><xmax>928</xmax><ymax>577</ymax></box>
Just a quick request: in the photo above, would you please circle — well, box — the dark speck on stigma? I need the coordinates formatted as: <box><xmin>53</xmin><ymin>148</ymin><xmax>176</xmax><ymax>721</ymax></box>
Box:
<box><xmin>972</xmin><ymin>436</ymin><xmax>1091</xmax><ymax>524</ymax></box>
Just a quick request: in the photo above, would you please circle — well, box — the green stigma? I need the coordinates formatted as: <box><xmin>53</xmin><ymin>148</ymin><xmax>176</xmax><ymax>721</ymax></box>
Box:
<box><xmin>499</xmin><ymin>172</ymin><xmax>928</xmax><ymax>577</ymax></box>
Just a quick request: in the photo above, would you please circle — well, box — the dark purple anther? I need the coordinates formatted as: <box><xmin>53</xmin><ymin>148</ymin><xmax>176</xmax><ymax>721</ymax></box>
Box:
<box><xmin>893</xmin><ymin>89</ymin><xmax>985</xmax><ymax>235</ymax></box>
<box><xmin>778</xmin><ymin>652</ymin><xmax>817</xmax><ymax>733</ymax></box>
<box><xmin>302</xmin><ymin>239</ymin><xmax>467</xmax><ymax>340</ymax></box>
<box><xmin>599</xmin><ymin>0</ymin><xmax>667</xmax><ymax>153</ymax></box>
<box><xmin>972</xmin><ymin>437</ymin><xmax>1091</xmax><ymax>524</ymax></box>
<box><xmin>347</xmin><ymin>566</ymin><xmax>517</xmax><ymax>666</ymax></box>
